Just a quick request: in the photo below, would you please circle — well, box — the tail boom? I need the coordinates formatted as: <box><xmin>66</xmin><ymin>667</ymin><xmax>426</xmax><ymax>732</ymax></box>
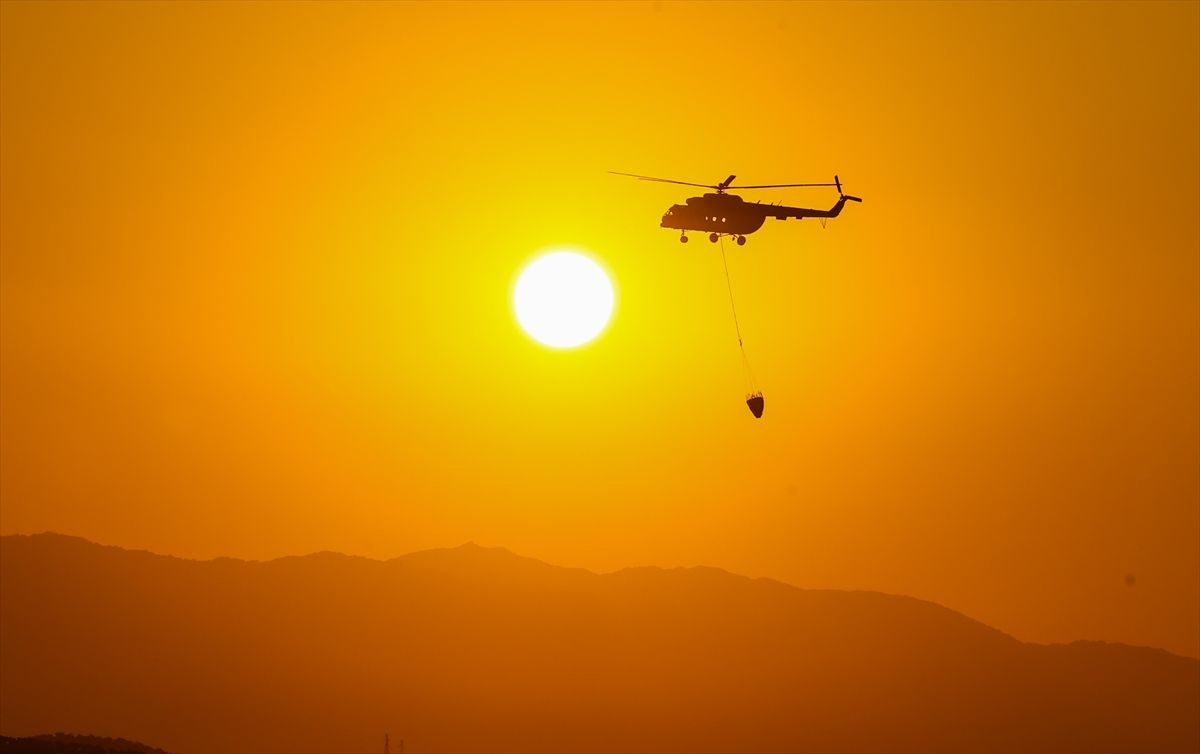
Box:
<box><xmin>764</xmin><ymin>194</ymin><xmax>862</xmax><ymax>221</ymax></box>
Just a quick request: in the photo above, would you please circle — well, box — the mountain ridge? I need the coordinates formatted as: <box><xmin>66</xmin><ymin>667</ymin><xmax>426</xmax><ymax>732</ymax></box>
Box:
<box><xmin>7</xmin><ymin>532</ymin><xmax>1183</xmax><ymax>657</ymax></box>
<box><xmin>1</xmin><ymin>532</ymin><xmax>1023</xmax><ymax>649</ymax></box>
<box><xmin>2</xmin><ymin>532</ymin><xmax>1197</xmax><ymax>753</ymax></box>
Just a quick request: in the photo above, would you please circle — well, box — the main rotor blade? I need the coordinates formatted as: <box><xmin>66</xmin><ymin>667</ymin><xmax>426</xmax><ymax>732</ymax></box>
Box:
<box><xmin>609</xmin><ymin>171</ymin><xmax>716</xmax><ymax>189</ymax></box>
<box><xmin>730</xmin><ymin>182</ymin><xmax>839</xmax><ymax>189</ymax></box>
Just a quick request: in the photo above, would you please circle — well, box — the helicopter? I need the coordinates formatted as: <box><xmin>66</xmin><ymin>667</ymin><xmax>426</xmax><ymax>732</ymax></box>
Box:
<box><xmin>611</xmin><ymin>172</ymin><xmax>862</xmax><ymax>245</ymax></box>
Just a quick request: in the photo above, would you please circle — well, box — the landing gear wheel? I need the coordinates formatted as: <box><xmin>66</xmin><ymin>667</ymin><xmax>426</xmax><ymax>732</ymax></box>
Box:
<box><xmin>736</xmin><ymin>235</ymin><xmax>747</xmax><ymax>246</ymax></box>
<box><xmin>709</xmin><ymin>233</ymin><xmax>720</xmax><ymax>243</ymax></box>
<box><xmin>679</xmin><ymin>233</ymin><xmax>689</xmax><ymax>244</ymax></box>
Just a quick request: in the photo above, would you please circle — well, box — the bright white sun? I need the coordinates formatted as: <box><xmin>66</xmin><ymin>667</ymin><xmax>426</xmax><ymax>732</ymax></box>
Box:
<box><xmin>514</xmin><ymin>250</ymin><xmax>614</xmax><ymax>348</ymax></box>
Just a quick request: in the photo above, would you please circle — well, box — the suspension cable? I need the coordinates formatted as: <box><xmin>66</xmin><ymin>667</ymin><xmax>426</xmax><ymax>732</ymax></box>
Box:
<box><xmin>719</xmin><ymin>237</ymin><xmax>743</xmax><ymax>349</ymax></box>
<box><xmin>718</xmin><ymin>236</ymin><xmax>759</xmax><ymax>397</ymax></box>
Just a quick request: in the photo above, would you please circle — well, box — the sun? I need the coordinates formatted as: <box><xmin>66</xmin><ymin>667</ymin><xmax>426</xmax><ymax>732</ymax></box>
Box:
<box><xmin>514</xmin><ymin>250</ymin><xmax>614</xmax><ymax>348</ymax></box>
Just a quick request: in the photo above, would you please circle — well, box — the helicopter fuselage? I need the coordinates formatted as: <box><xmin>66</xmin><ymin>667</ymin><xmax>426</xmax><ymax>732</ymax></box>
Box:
<box><xmin>660</xmin><ymin>191</ymin><xmax>858</xmax><ymax>243</ymax></box>
<box><xmin>661</xmin><ymin>193</ymin><xmax>767</xmax><ymax>236</ymax></box>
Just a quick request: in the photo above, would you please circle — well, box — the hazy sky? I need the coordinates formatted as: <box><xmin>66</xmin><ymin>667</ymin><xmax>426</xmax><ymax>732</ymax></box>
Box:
<box><xmin>2</xmin><ymin>1</ymin><xmax>1197</xmax><ymax>657</ymax></box>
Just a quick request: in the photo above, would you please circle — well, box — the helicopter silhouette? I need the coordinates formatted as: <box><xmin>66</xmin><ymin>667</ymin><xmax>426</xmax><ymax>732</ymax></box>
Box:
<box><xmin>612</xmin><ymin>172</ymin><xmax>862</xmax><ymax>245</ymax></box>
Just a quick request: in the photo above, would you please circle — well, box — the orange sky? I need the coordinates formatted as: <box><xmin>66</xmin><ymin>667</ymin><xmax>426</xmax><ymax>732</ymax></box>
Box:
<box><xmin>2</xmin><ymin>1</ymin><xmax>1197</xmax><ymax>658</ymax></box>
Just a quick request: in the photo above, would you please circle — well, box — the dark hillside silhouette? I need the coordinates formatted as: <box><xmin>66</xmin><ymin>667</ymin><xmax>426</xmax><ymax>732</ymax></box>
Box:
<box><xmin>1</xmin><ymin>533</ymin><xmax>1197</xmax><ymax>753</ymax></box>
<box><xmin>0</xmin><ymin>734</ymin><xmax>168</xmax><ymax>754</ymax></box>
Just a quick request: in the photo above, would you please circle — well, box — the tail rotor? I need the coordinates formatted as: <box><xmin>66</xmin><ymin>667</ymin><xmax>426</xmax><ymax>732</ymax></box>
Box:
<box><xmin>835</xmin><ymin>174</ymin><xmax>862</xmax><ymax>203</ymax></box>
